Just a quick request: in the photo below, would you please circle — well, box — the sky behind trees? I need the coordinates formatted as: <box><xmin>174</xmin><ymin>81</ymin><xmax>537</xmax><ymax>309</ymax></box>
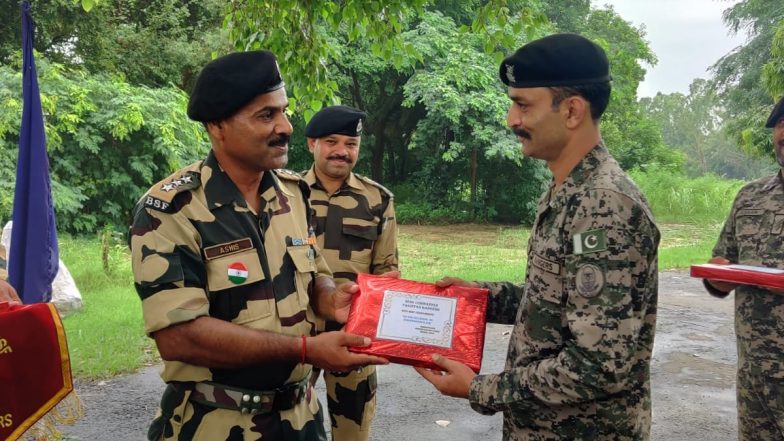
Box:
<box><xmin>592</xmin><ymin>0</ymin><xmax>747</xmax><ymax>97</ymax></box>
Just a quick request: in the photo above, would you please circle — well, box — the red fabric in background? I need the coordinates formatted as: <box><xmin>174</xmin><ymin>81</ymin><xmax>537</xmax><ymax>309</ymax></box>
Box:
<box><xmin>345</xmin><ymin>274</ymin><xmax>488</xmax><ymax>373</ymax></box>
<box><xmin>691</xmin><ymin>263</ymin><xmax>784</xmax><ymax>290</ymax></box>
<box><xmin>0</xmin><ymin>302</ymin><xmax>73</xmax><ymax>440</ymax></box>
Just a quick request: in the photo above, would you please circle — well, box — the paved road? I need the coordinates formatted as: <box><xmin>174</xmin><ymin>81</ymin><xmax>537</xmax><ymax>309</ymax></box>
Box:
<box><xmin>60</xmin><ymin>271</ymin><xmax>738</xmax><ymax>441</ymax></box>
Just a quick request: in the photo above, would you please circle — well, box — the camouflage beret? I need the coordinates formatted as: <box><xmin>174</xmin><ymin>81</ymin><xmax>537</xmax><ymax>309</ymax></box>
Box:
<box><xmin>305</xmin><ymin>105</ymin><xmax>367</xmax><ymax>138</ymax></box>
<box><xmin>500</xmin><ymin>33</ymin><xmax>611</xmax><ymax>88</ymax></box>
<box><xmin>187</xmin><ymin>51</ymin><xmax>285</xmax><ymax>122</ymax></box>
<box><xmin>766</xmin><ymin>96</ymin><xmax>784</xmax><ymax>128</ymax></box>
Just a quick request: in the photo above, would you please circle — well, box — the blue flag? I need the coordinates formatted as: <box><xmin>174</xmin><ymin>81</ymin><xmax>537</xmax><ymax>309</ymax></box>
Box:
<box><xmin>10</xmin><ymin>1</ymin><xmax>59</xmax><ymax>304</ymax></box>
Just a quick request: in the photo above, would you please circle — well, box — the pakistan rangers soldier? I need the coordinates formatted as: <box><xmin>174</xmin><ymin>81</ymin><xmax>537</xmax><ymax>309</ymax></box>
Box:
<box><xmin>0</xmin><ymin>244</ymin><xmax>21</xmax><ymax>304</ymax></box>
<box><xmin>302</xmin><ymin>105</ymin><xmax>399</xmax><ymax>440</ymax></box>
<box><xmin>129</xmin><ymin>51</ymin><xmax>387</xmax><ymax>441</ymax></box>
<box><xmin>416</xmin><ymin>33</ymin><xmax>660</xmax><ymax>440</ymax></box>
<box><xmin>702</xmin><ymin>96</ymin><xmax>784</xmax><ymax>441</ymax></box>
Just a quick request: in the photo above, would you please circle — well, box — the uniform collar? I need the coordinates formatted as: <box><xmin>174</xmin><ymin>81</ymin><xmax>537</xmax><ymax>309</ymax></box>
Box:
<box><xmin>303</xmin><ymin>165</ymin><xmax>365</xmax><ymax>193</ymax></box>
<box><xmin>202</xmin><ymin>150</ymin><xmax>287</xmax><ymax>210</ymax></box>
<box><xmin>545</xmin><ymin>144</ymin><xmax>608</xmax><ymax>210</ymax></box>
<box><xmin>764</xmin><ymin>169</ymin><xmax>784</xmax><ymax>192</ymax></box>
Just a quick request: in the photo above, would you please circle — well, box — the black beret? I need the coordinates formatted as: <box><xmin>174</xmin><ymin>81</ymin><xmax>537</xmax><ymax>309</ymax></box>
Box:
<box><xmin>187</xmin><ymin>51</ymin><xmax>285</xmax><ymax>122</ymax></box>
<box><xmin>766</xmin><ymin>96</ymin><xmax>784</xmax><ymax>128</ymax></box>
<box><xmin>499</xmin><ymin>33</ymin><xmax>611</xmax><ymax>88</ymax></box>
<box><xmin>305</xmin><ymin>105</ymin><xmax>367</xmax><ymax>138</ymax></box>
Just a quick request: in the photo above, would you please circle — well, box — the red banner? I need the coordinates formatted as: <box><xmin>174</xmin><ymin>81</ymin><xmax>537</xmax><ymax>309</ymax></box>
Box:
<box><xmin>345</xmin><ymin>273</ymin><xmax>488</xmax><ymax>373</ymax></box>
<box><xmin>0</xmin><ymin>302</ymin><xmax>73</xmax><ymax>440</ymax></box>
<box><xmin>691</xmin><ymin>263</ymin><xmax>784</xmax><ymax>290</ymax></box>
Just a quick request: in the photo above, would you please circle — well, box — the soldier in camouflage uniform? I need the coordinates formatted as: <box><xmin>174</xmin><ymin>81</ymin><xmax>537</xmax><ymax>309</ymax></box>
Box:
<box><xmin>0</xmin><ymin>244</ymin><xmax>21</xmax><ymax>304</ymax></box>
<box><xmin>416</xmin><ymin>34</ymin><xmax>660</xmax><ymax>440</ymax></box>
<box><xmin>129</xmin><ymin>51</ymin><xmax>387</xmax><ymax>441</ymax></box>
<box><xmin>302</xmin><ymin>106</ymin><xmax>399</xmax><ymax>441</ymax></box>
<box><xmin>703</xmin><ymin>96</ymin><xmax>784</xmax><ymax>441</ymax></box>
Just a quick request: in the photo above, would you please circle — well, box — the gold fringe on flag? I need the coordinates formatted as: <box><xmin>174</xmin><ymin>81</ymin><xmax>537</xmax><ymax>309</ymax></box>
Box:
<box><xmin>20</xmin><ymin>390</ymin><xmax>84</xmax><ymax>441</ymax></box>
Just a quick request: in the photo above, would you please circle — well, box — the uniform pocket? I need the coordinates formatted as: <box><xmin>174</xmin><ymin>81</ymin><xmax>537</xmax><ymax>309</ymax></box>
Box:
<box><xmin>342</xmin><ymin>219</ymin><xmax>379</xmax><ymax>264</ymax></box>
<box><xmin>205</xmin><ymin>249</ymin><xmax>269</xmax><ymax>323</ymax></box>
<box><xmin>287</xmin><ymin>245</ymin><xmax>316</xmax><ymax>307</ymax></box>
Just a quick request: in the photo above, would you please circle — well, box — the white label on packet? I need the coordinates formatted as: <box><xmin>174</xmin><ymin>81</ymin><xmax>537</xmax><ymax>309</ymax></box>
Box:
<box><xmin>376</xmin><ymin>290</ymin><xmax>457</xmax><ymax>349</ymax></box>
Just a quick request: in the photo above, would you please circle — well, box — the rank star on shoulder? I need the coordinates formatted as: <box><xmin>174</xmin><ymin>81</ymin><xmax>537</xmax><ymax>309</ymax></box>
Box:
<box><xmin>161</xmin><ymin>183</ymin><xmax>176</xmax><ymax>191</ymax></box>
<box><xmin>180</xmin><ymin>175</ymin><xmax>193</xmax><ymax>183</ymax></box>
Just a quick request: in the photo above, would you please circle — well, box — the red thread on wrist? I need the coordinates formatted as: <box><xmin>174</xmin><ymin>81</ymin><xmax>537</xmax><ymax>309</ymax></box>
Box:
<box><xmin>300</xmin><ymin>335</ymin><xmax>307</xmax><ymax>365</ymax></box>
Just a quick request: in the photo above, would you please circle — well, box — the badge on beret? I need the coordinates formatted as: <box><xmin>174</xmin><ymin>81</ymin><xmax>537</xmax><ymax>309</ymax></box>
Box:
<box><xmin>572</xmin><ymin>229</ymin><xmax>607</xmax><ymax>255</ymax></box>
<box><xmin>505</xmin><ymin>64</ymin><xmax>516</xmax><ymax>83</ymax></box>
<box><xmin>576</xmin><ymin>263</ymin><xmax>604</xmax><ymax>298</ymax></box>
<box><xmin>356</xmin><ymin>119</ymin><xmax>363</xmax><ymax>134</ymax></box>
<box><xmin>227</xmin><ymin>262</ymin><xmax>249</xmax><ymax>284</ymax></box>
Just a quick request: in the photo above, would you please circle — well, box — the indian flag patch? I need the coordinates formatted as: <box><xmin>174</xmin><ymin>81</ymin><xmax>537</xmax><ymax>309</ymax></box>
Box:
<box><xmin>572</xmin><ymin>229</ymin><xmax>607</xmax><ymax>255</ymax></box>
<box><xmin>227</xmin><ymin>262</ymin><xmax>249</xmax><ymax>284</ymax></box>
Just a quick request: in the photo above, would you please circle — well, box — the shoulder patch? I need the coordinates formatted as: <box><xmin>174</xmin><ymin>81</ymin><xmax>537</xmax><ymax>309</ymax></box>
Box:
<box><xmin>275</xmin><ymin>169</ymin><xmax>303</xmax><ymax>181</ymax></box>
<box><xmin>355</xmin><ymin>173</ymin><xmax>394</xmax><ymax>198</ymax></box>
<box><xmin>144</xmin><ymin>166</ymin><xmax>202</xmax><ymax>207</ymax></box>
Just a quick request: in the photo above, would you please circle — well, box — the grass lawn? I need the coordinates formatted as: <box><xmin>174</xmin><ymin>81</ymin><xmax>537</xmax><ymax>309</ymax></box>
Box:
<box><xmin>60</xmin><ymin>222</ymin><xmax>720</xmax><ymax>379</ymax></box>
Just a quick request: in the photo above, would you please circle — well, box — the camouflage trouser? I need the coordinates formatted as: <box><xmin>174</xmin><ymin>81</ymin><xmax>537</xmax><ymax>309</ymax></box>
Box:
<box><xmin>149</xmin><ymin>383</ymin><xmax>327</xmax><ymax>441</ymax></box>
<box><xmin>737</xmin><ymin>362</ymin><xmax>784</xmax><ymax>441</ymax></box>
<box><xmin>310</xmin><ymin>366</ymin><xmax>378</xmax><ymax>441</ymax></box>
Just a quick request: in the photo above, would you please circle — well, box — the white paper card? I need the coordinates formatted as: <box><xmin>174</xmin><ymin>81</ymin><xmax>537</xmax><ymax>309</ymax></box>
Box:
<box><xmin>727</xmin><ymin>264</ymin><xmax>784</xmax><ymax>275</ymax></box>
<box><xmin>376</xmin><ymin>290</ymin><xmax>457</xmax><ymax>349</ymax></box>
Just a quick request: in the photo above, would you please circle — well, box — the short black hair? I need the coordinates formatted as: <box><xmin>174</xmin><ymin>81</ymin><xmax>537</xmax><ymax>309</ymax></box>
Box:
<box><xmin>549</xmin><ymin>83</ymin><xmax>612</xmax><ymax>121</ymax></box>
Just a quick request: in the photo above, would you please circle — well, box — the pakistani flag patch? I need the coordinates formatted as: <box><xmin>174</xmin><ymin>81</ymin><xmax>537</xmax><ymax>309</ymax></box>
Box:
<box><xmin>572</xmin><ymin>229</ymin><xmax>607</xmax><ymax>255</ymax></box>
<box><xmin>227</xmin><ymin>262</ymin><xmax>249</xmax><ymax>284</ymax></box>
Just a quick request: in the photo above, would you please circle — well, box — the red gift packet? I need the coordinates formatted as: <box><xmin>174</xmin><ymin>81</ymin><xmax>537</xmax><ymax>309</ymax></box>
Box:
<box><xmin>345</xmin><ymin>273</ymin><xmax>489</xmax><ymax>373</ymax></box>
<box><xmin>0</xmin><ymin>302</ymin><xmax>74</xmax><ymax>440</ymax></box>
<box><xmin>690</xmin><ymin>263</ymin><xmax>784</xmax><ymax>290</ymax></box>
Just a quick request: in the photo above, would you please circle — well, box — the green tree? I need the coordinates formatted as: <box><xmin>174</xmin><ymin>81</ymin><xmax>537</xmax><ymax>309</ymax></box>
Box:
<box><xmin>711</xmin><ymin>0</ymin><xmax>784</xmax><ymax>159</ymax></box>
<box><xmin>0</xmin><ymin>57</ymin><xmax>209</xmax><ymax>232</ymax></box>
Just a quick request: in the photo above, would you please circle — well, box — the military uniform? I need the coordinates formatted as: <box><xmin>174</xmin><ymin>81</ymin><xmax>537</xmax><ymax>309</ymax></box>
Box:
<box><xmin>469</xmin><ymin>145</ymin><xmax>660</xmax><ymax>440</ymax></box>
<box><xmin>130</xmin><ymin>151</ymin><xmax>333</xmax><ymax>441</ymax></box>
<box><xmin>303</xmin><ymin>166</ymin><xmax>398</xmax><ymax>440</ymax></box>
<box><xmin>706</xmin><ymin>172</ymin><xmax>784</xmax><ymax>441</ymax></box>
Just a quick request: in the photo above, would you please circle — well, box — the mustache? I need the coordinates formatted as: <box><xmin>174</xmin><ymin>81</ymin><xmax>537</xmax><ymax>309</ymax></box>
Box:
<box><xmin>512</xmin><ymin>128</ymin><xmax>531</xmax><ymax>140</ymax></box>
<box><xmin>268</xmin><ymin>134</ymin><xmax>290</xmax><ymax>147</ymax></box>
<box><xmin>326</xmin><ymin>155</ymin><xmax>353</xmax><ymax>163</ymax></box>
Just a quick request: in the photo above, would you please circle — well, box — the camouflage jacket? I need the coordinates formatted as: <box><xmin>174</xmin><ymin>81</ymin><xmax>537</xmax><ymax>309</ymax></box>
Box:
<box><xmin>129</xmin><ymin>151</ymin><xmax>332</xmax><ymax>390</ymax></box>
<box><xmin>708</xmin><ymin>171</ymin><xmax>784</xmax><ymax>372</ymax></box>
<box><xmin>302</xmin><ymin>166</ymin><xmax>398</xmax><ymax>285</ymax></box>
<box><xmin>0</xmin><ymin>244</ymin><xmax>7</xmax><ymax>280</ymax></box>
<box><xmin>470</xmin><ymin>145</ymin><xmax>660</xmax><ymax>441</ymax></box>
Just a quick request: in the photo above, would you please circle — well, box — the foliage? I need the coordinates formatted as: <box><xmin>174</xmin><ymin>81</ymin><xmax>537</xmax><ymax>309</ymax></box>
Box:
<box><xmin>0</xmin><ymin>57</ymin><xmax>209</xmax><ymax>233</ymax></box>
<box><xmin>710</xmin><ymin>0</ymin><xmax>784</xmax><ymax>159</ymax></box>
<box><xmin>630</xmin><ymin>166</ymin><xmax>746</xmax><ymax>224</ymax></box>
<box><xmin>1</xmin><ymin>0</ymin><xmax>229</xmax><ymax>90</ymax></box>
<box><xmin>640</xmin><ymin>80</ymin><xmax>777</xmax><ymax>179</ymax></box>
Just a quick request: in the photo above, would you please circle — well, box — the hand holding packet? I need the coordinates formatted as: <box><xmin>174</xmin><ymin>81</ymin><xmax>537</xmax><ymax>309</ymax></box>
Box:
<box><xmin>344</xmin><ymin>273</ymin><xmax>489</xmax><ymax>373</ymax></box>
<box><xmin>690</xmin><ymin>263</ymin><xmax>784</xmax><ymax>290</ymax></box>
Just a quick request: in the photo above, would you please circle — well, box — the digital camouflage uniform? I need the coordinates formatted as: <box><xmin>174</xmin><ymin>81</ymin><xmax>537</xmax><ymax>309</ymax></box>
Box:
<box><xmin>469</xmin><ymin>145</ymin><xmax>660</xmax><ymax>441</ymax></box>
<box><xmin>130</xmin><ymin>151</ymin><xmax>333</xmax><ymax>441</ymax></box>
<box><xmin>0</xmin><ymin>244</ymin><xmax>7</xmax><ymax>280</ymax></box>
<box><xmin>706</xmin><ymin>171</ymin><xmax>784</xmax><ymax>441</ymax></box>
<box><xmin>303</xmin><ymin>166</ymin><xmax>398</xmax><ymax>441</ymax></box>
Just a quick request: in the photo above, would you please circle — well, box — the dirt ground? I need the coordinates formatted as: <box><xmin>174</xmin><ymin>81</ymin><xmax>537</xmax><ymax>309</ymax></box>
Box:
<box><xmin>60</xmin><ymin>271</ymin><xmax>738</xmax><ymax>441</ymax></box>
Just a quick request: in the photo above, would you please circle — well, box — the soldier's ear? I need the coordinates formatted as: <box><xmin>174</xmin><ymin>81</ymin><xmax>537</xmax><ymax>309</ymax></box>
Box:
<box><xmin>563</xmin><ymin>96</ymin><xmax>588</xmax><ymax>130</ymax></box>
<box><xmin>206</xmin><ymin>121</ymin><xmax>225</xmax><ymax>141</ymax></box>
<box><xmin>306</xmin><ymin>138</ymin><xmax>318</xmax><ymax>154</ymax></box>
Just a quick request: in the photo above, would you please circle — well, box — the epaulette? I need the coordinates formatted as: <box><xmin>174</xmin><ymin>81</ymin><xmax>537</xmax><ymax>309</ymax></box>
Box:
<box><xmin>355</xmin><ymin>173</ymin><xmax>394</xmax><ymax>198</ymax></box>
<box><xmin>142</xmin><ymin>165</ymin><xmax>201</xmax><ymax>212</ymax></box>
<box><xmin>274</xmin><ymin>169</ymin><xmax>304</xmax><ymax>181</ymax></box>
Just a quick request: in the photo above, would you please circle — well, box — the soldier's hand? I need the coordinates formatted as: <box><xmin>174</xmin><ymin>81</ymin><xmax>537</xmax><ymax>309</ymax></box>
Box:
<box><xmin>435</xmin><ymin>277</ymin><xmax>479</xmax><ymax>289</ymax></box>
<box><xmin>414</xmin><ymin>354</ymin><xmax>474</xmax><ymax>399</ymax></box>
<box><xmin>0</xmin><ymin>279</ymin><xmax>20</xmax><ymax>305</ymax></box>
<box><xmin>333</xmin><ymin>282</ymin><xmax>359</xmax><ymax>323</ymax></box>
<box><xmin>306</xmin><ymin>331</ymin><xmax>388</xmax><ymax>372</ymax></box>
<box><xmin>705</xmin><ymin>256</ymin><xmax>739</xmax><ymax>294</ymax></box>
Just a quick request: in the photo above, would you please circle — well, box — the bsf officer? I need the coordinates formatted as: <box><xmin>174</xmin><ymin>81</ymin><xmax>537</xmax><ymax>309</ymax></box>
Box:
<box><xmin>128</xmin><ymin>51</ymin><xmax>387</xmax><ymax>441</ymax></box>
<box><xmin>302</xmin><ymin>105</ymin><xmax>399</xmax><ymax>440</ymax></box>
<box><xmin>416</xmin><ymin>33</ymin><xmax>660</xmax><ymax>440</ymax></box>
<box><xmin>702</xmin><ymin>96</ymin><xmax>784</xmax><ymax>441</ymax></box>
